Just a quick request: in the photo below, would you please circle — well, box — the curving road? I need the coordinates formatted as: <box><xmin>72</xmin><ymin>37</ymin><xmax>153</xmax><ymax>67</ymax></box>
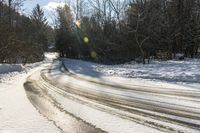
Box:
<box><xmin>24</xmin><ymin>61</ymin><xmax>200</xmax><ymax>133</ymax></box>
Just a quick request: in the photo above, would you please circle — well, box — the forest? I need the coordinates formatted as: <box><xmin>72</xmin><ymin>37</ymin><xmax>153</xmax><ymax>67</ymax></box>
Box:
<box><xmin>0</xmin><ymin>0</ymin><xmax>54</xmax><ymax>63</ymax></box>
<box><xmin>55</xmin><ymin>0</ymin><xmax>200</xmax><ymax>64</ymax></box>
<box><xmin>1</xmin><ymin>0</ymin><xmax>200</xmax><ymax>64</ymax></box>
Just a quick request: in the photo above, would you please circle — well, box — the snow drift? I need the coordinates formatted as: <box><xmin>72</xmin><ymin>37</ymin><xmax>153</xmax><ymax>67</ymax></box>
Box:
<box><xmin>0</xmin><ymin>64</ymin><xmax>23</xmax><ymax>74</ymax></box>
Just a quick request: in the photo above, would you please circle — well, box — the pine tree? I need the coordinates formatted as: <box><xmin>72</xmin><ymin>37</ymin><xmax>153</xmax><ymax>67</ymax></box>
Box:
<box><xmin>31</xmin><ymin>4</ymin><xmax>48</xmax><ymax>52</ymax></box>
<box><xmin>55</xmin><ymin>5</ymin><xmax>78</xmax><ymax>58</ymax></box>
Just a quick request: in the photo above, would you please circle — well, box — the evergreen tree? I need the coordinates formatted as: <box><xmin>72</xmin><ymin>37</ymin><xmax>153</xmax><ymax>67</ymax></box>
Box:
<box><xmin>55</xmin><ymin>5</ymin><xmax>78</xmax><ymax>58</ymax></box>
<box><xmin>31</xmin><ymin>4</ymin><xmax>48</xmax><ymax>52</ymax></box>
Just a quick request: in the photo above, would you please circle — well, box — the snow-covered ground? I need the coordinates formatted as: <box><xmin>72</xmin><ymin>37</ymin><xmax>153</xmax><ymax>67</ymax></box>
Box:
<box><xmin>0</xmin><ymin>53</ymin><xmax>58</xmax><ymax>82</ymax></box>
<box><xmin>62</xmin><ymin>58</ymin><xmax>200</xmax><ymax>84</ymax></box>
<box><xmin>1</xmin><ymin>54</ymin><xmax>199</xmax><ymax>133</ymax></box>
<box><xmin>42</xmin><ymin>59</ymin><xmax>200</xmax><ymax>133</ymax></box>
<box><xmin>0</xmin><ymin>64</ymin><xmax>23</xmax><ymax>74</ymax></box>
<box><xmin>0</xmin><ymin>53</ymin><xmax>60</xmax><ymax>133</ymax></box>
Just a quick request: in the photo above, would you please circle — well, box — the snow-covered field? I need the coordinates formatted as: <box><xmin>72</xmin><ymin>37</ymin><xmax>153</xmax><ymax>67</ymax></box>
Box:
<box><xmin>62</xmin><ymin>58</ymin><xmax>200</xmax><ymax>84</ymax></box>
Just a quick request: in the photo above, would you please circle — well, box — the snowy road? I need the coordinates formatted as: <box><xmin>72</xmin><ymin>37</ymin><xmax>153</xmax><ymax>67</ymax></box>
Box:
<box><xmin>23</xmin><ymin>61</ymin><xmax>200</xmax><ymax>133</ymax></box>
<box><xmin>0</xmin><ymin>63</ymin><xmax>60</xmax><ymax>133</ymax></box>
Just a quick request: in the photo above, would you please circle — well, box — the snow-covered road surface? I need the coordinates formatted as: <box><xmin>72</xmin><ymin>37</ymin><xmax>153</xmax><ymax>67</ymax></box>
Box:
<box><xmin>23</xmin><ymin>60</ymin><xmax>200</xmax><ymax>133</ymax></box>
<box><xmin>0</xmin><ymin>63</ymin><xmax>60</xmax><ymax>133</ymax></box>
<box><xmin>1</xmin><ymin>54</ymin><xmax>200</xmax><ymax>133</ymax></box>
<box><xmin>24</xmin><ymin>70</ymin><xmax>105</xmax><ymax>133</ymax></box>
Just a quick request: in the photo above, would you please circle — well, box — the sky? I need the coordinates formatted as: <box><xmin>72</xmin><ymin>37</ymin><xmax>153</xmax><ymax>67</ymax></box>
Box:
<box><xmin>23</xmin><ymin>0</ymin><xmax>67</xmax><ymax>26</ymax></box>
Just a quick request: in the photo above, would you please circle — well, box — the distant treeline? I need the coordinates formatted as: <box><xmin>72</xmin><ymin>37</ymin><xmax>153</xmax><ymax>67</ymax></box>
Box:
<box><xmin>55</xmin><ymin>0</ymin><xmax>200</xmax><ymax>64</ymax></box>
<box><xmin>0</xmin><ymin>0</ymin><xmax>54</xmax><ymax>63</ymax></box>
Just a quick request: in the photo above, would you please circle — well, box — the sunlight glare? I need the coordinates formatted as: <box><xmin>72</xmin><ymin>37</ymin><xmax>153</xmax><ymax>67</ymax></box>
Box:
<box><xmin>91</xmin><ymin>50</ymin><xmax>97</xmax><ymax>59</ymax></box>
<box><xmin>83</xmin><ymin>37</ymin><xmax>89</xmax><ymax>44</ymax></box>
<box><xmin>75</xmin><ymin>20</ymin><xmax>81</xmax><ymax>28</ymax></box>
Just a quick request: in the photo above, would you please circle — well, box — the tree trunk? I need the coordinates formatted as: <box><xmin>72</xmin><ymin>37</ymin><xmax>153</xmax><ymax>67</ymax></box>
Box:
<box><xmin>8</xmin><ymin>0</ymin><xmax>12</xmax><ymax>28</ymax></box>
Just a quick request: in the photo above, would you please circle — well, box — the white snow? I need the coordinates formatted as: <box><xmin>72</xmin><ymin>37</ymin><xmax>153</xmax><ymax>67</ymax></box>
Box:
<box><xmin>0</xmin><ymin>53</ymin><xmax>58</xmax><ymax>82</ymax></box>
<box><xmin>1</xmin><ymin>54</ymin><xmax>199</xmax><ymax>133</ymax></box>
<box><xmin>46</xmin><ymin>85</ymin><xmax>162</xmax><ymax>133</ymax></box>
<box><xmin>62</xmin><ymin>58</ymin><xmax>200</xmax><ymax>84</ymax></box>
<box><xmin>46</xmin><ymin>60</ymin><xmax>200</xmax><ymax>133</ymax></box>
<box><xmin>0</xmin><ymin>64</ymin><xmax>23</xmax><ymax>74</ymax></box>
<box><xmin>0</xmin><ymin>53</ymin><xmax>60</xmax><ymax>133</ymax></box>
<box><xmin>0</xmin><ymin>69</ymin><xmax>60</xmax><ymax>133</ymax></box>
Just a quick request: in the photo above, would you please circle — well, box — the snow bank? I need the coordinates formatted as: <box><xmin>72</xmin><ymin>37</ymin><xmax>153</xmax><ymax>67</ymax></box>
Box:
<box><xmin>63</xmin><ymin>58</ymin><xmax>200</xmax><ymax>83</ymax></box>
<box><xmin>0</xmin><ymin>63</ymin><xmax>41</xmax><ymax>82</ymax></box>
<box><xmin>0</xmin><ymin>64</ymin><xmax>23</xmax><ymax>74</ymax></box>
<box><xmin>0</xmin><ymin>53</ymin><xmax>58</xmax><ymax>82</ymax></box>
<box><xmin>44</xmin><ymin>52</ymin><xmax>59</xmax><ymax>60</ymax></box>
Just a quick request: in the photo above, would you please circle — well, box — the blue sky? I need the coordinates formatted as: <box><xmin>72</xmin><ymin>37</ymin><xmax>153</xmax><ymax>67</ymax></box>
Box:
<box><xmin>23</xmin><ymin>0</ymin><xmax>66</xmax><ymax>25</ymax></box>
<box><xmin>23</xmin><ymin>0</ymin><xmax>51</xmax><ymax>14</ymax></box>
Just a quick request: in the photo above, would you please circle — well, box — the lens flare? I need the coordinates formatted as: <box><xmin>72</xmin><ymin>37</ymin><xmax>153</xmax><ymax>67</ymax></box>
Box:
<box><xmin>91</xmin><ymin>50</ymin><xmax>97</xmax><ymax>59</ymax></box>
<box><xmin>83</xmin><ymin>37</ymin><xmax>89</xmax><ymax>44</ymax></box>
<box><xmin>75</xmin><ymin>20</ymin><xmax>81</xmax><ymax>28</ymax></box>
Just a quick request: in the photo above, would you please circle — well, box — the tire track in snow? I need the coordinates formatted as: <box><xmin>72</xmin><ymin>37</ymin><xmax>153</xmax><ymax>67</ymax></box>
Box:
<box><xmin>58</xmin><ymin>65</ymin><xmax>200</xmax><ymax>99</ymax></box>
<box><xmin>24</xmin><ymin>72</ymin><xmax>106</xmax><ymax>133</ymax></box>
<box><xmin>40</xmin><ymin>70</ymin><xmax>200</xmax><ymax>133</ymax></box>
